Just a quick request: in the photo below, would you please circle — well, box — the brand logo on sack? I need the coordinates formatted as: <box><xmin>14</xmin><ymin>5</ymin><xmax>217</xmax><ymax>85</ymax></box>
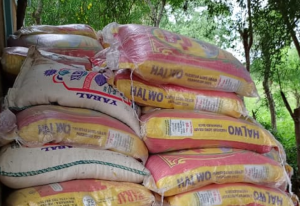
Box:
<box><xmin>43</xmin><ymin>68</ymin><xmax>132</xmax><ymax>106</ymax></box>
<box><xmin>41</xmin><ymin>145</ymin><xmax>73</xmax><ymax>151</ymax></box>
<box><xmin>70</xmin><ymin>70</ymin><xmax>88</xmax><ymax>80</ymax></box>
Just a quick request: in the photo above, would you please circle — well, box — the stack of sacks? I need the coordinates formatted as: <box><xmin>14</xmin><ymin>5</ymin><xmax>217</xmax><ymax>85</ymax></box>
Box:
<box><xmin>1</xmin><ymin>24</ymin><xmax>102</xmax><ymax>89</ymax></box>
<box><xmin>1</xmin><ymin>47</ymin><xmax>94</xmax><ymax>76</ymax></box>
<box><xmin>99</xmin><ymin>23</ymin><xmax>296</xmax><ymax>205</ymax></box>
<box><xmin>7</xmin><ymin>24</ymin><xmax>102</xmax><ymax>58</ymax></box>
<box><xmin>0</xmin><ymin>25</ymin><xmax>155</xmax><ymax>205</ymax></box>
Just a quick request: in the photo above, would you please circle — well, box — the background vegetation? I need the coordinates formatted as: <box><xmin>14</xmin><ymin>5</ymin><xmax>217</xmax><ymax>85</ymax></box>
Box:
<box><xmin>22</xmin><ymin>0</ymin><xmax>300</xmax><ymax>195</ymax></box>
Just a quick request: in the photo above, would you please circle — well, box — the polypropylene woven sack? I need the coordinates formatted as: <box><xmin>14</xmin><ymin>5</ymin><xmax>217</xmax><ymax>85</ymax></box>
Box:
<box><xmin>141</xmin><ymin>109</ymin><xmax>282</xmax><ymax>154</ymax></box>
<box><xmin>144</xmin><ymin>148</ymin><xmax>287</xmax><ymax>196</ymax></box>
<box><xmin>5</xmin><ymin>47</ymin><xmax>141</xmax><ymax>136</ymax></box>
<box><xmin>114</xmin><ymin>69</ymin><xmax>247</xmax><ymax>118</ymax></box>
<box><xmin>8</xmin><ymin>34</ymin><xmax>102</xmax><ymax>58</ymax></box>
<box><xmin>166</xmin><ymin>183</ymin><xmax>294</xmax><ymax>206</ymax></box>
<box><xmin>16</xmin><ymin>105</ymin><xmax>148</xmax><ymax>163</ymax></box>
<box><xmin>101</xmin><ymin>23</ymin><xmax>258</xmax><ymax>97</ymax></box>
<box><xmin>5</xmin><ymin>179</ymin><xmax>155</xmax><ymax>206</ymax></box>
<box><xmin>13</xmin><ymin>24</ymin><xmax>98</xmax><ymax>39</ymax></box>
<box><xmin>0</xmin><ymin>143</ymin><xmax>150</xmax><ymax>189</ymax></box>
<box><xmin>1</xmin><ymin>47</ymin><xmax>93</xmax><ymax>76</ymax></box>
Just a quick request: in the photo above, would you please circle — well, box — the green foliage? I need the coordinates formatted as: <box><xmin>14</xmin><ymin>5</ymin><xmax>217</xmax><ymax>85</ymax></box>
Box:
<box><xmin>275</xmin><ymin>47</ymin><xmax>300</xmax><ymax>107</ymax></box>
<box><xmin>246</xmin><ymin>51</ymin><xmax>298</xmax><ymax>190</ymax></box>
<box><xmin>159</xmin><ymin>1</ymin><xmax>218</xmax><ymax>44</ymax></box>
<box><xmin>25</xmin><ymin>0</ymin><xmax>151</xmax><ymax>30</ymax></box>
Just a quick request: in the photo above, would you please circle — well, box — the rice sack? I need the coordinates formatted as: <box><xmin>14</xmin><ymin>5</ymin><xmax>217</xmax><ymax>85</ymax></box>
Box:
<box><xmin>1</xmin><ymin>47</ymin><xmax>93</xmax><ymax>76</ymax></box>
<box><xmin>101</xmin><ymin>23</ymin><xmax>258</xmax><ymax>97</ymax></box>
<box><xmin>7</xmin><ymin>34</ymin><xmax>102</xmax><ymax>58</ymax></box>
<box><xmin>166</xmin><ymin>183</ymin><xmax>294</xmax><ymax>206</ymax></box>
<box><xmin>144</xmin><ymin>148</ymin><xmax>287</xmax><ymax>196</ymax></box>
<box><xmin>0</xmin><ymin>143</ymin><xmax>149</xmax><ymax>189</ymax></box>
<box><xmin>5</xmin><ymin>47</ymin><xmax>141</xmax><ymax>136</ymax></box>
<box><xmin>16</xmin><ymin>105</ymin><xmax>148</xmax><ymax>163</ymax></box>
<box><xmin>141</xmin><ymin>109</ymin><xmax>281</xmax><ymax>154</ymax></box>
<box><xmin>5</xmin><ymin>179</ymin><xmax>155</xmax><ymax>206</ymax></box>
<box><xmin>13</xmin><ymin>24</ymin><xmax>98</xmax><ymax>39</ymax></box>
<box><xmin>114</xmin><ymin>69</ymin><xmax>247</xmax><ymax>118</ymax></box>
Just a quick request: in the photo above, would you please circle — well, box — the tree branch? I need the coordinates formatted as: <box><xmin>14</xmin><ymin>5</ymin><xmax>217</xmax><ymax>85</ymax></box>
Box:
<box><xmin>145</xmin><ymin>0</ymin><xmax>156</xmax><ymax>26</ymax></box>
<box><xmin>276</xmin><ymin>0</ymin><xmax>300</xmax><ymax>58</ymax></box>
<box><xmin>32</xmin><ymin>0</ymin><xmax>43</xmax><ymax>25</ymax></box>
<box><xmin>281</xmin><ymin>90</ymin><xmax>295</xmax><ymax>119</ymax></box>
<box><xmin>247</xmin><ymin>0</ymin><xmax>253</xmax><ymax>49</ymax></box>
<box><xmin>156</xmin><ymin>0</ymin><xmax>166</xmax><ymax>27</ymax></box>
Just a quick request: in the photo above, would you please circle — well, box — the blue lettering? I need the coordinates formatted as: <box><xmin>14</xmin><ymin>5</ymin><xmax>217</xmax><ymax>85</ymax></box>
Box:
<box><xmin>41</xmin><ymin>145</ymin><xmax>72</xmax><ymax>152</ymax></box>
<box><xmin>56</xmin><ymin>123</ymin><xmax>71</xmax><ymax>134</ymax></box>
<box><xmin>228</xmin><ymin>126</ymin><xmax>234</xmax><ymax>135</ymax></box>
<box><xmin>103</xmin><ymin>97</ymin><xmax>111</xmax><ymax>103</ymax></box>
<box><xmin>110</xmin><ymin>100</ymin><xmax>117</xmax><ymax>106</ymax></box>
<box><xmin>253</xmin><ymin>130</ymin><xmax>260</xmax><ymax>139</ymax></box>
<box><xmin>170</xmin><ymin>69</ymin><xmax>183</xmax><ymax>79</ymax></box>
<box><xmin>85</xmin><ymin>94</ymin><xmax>93</xmax><ymax>99</ymax></box>
<box><xmin>131</xmin><ymin>87</ymin><xmax>137</xmax><ymax>96</ymax></box>
<box><xmin>266</xmin><ymin>192</ymin><xmax>282</xmax><ymax>205</ymax></box>
<box><xmin>57</xmin><ymin>75</ymin><xmax>63</xmax><ymax>81</ymax></box>
<box><xmin>93</xmin><ymin>95</ymin><xmax>102</xmax><ymax>101</ymax></box>
<box><xmin>157</xmin><ymin>93</ymin><xmax>163</xmax><ymax>102</ymax></box>
<box><xmin>150</xmin><ymin>66</ymin><xmax>158</xmax><ymax>75</ymax></box>
<box><xmin>76</xmin><ymin>92</ymin><xmax>85</xmax><ymax>98</ymax></box>
<box><xmin>185</xmin><ymin>175</ymin><xmax>195</xmax><ymax>186</ymax></box>
<box><xmin>75</xmin><ymin>93</ymin><xmax>117</xmax><ymax>106</ymax></box>
<box><xmin>177</xmin><ymin>177</ymin><xmax>184</xmax><ymax>188</ymax></box>
<box><xmin>247</xmin><ymin>128</ymin><xmax>253</xmax><ymax>137</ymax></box>
<box><xmin>157</xmin><ymin>68</ymin><xmax>165</xmax><ymax>77</ymax></box>
<box><xmin>235</xmin><ymin>126</ymin><xmax>243</xmax><ymax>136</ymax></box>
<box><xmin>228</xmin><ymin>125</ymin><xmax>260</xmax><ymax>139</ymax></box>
<box><xmin>142</xmin><ymin>89</ymin><xmax>147</xmax><ymax>101</ymax></box>
<box><xmin>38</xmin><ymin>124</ymin><xmax>51</xmax><ymax>135</ymax></box>
<box><xmin>148</xmin><ymin>91</ymin><xmax>157</xmax><ymax>101</ymax></box>
<box><xmin>254</xmin><ymin>191</ymin><xmax>266</xmax><ymax>203</ymax></box>
<box><xmin>196</xmin><ymin>171</ymin><xmax>211</xmax><ymax>182</ymax></box>
<box><xmin>137</xmin><ymin>88</ymin><xmax>143</xmax><ymax>98</ymax></box>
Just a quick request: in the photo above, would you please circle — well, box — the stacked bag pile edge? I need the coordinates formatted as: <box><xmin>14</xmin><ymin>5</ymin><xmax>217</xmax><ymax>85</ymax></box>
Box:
<box><xmin>0</xmin><ymin>24</ymin><xmax>154</xmax><ymax>206</ymax></box>
<box><xmin>0</xmin><ymin>22</ymin><xmax>298</xmax><ymax>206</ymax></box>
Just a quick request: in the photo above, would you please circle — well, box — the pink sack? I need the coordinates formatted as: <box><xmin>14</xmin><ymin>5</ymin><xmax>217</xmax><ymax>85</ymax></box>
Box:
<box><xmin>141</xmin><ymin>109</ymin><xmax>283</xmax><ymax>154</ymax></box>
<box><xmin>101</xmin><ymin>23</ymin><xmax>258</xmax><ymax>97</ymax></box>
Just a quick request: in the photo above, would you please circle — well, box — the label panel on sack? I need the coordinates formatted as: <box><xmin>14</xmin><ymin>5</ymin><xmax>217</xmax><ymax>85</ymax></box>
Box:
<box><xmin>50</xmin><ymin>183</ymin><xmax>63</xmax><ymax>192</ymax></box>
<box><xmin>83</xmin><ymin>196</ymin><xmax>96</xmax><ymax>206</ymax></box>
<box><xmin>106</xmin><ymin>129</ymin><xmax>133</xmax><ymax>152</ymax></box>
<box><xmin>169</xmin><ymin>119</ymin><xmax>193</xmax><ymax>136</ymax></box>
<box><xmin>195</xmin><ymin>190</ymin><xmax>222</xmax><ymax>206</ymax></box>
<box><xmin>244</xmin><ymin>165</ymin><xmax>269</xmax><ymax>181</ymax></box>
<box><xmin>195</xmin><ymin>95</ymin><xmax>220</xmax><ymax>112</ymax></box>
<box><xmin>217</xmin><ymin>76</ymin><xmax>241</xmax><ymax>92</ymax></box>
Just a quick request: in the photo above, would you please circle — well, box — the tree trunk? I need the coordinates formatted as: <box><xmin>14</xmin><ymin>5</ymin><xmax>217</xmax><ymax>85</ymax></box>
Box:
<box><xmin>32</xmin><ymin>0</ymin><xmax>43</xmax><ymax>25</ymax></box>
<box><xmin>281</xmin><ymin>91</ymin><xmax>300</xmax><ymax>196</ymax></box>
<box><xmin>239</xmin><ymin>28</ymin><xmax>251</xmax><ymax>72</ymax></box>
<box><xmin>145</xmin><ymin>0</ymin><xmax>166</xmax><ymax>27</ymax></box>
<box><xmin>263</xmin><ymin>76</ymin><xmax>277</xmax><ymax>132</ymax></box>
<box><xmin>155</xmin><ymin>0</ymin><xmax>166</xmax><ymax>27</ymax></box>
<box><xmin>294</xmin><ymin>107</ymin><xmax>300</xmax><ymax>196</ymax></box>
<box><xmin>293</xmin><ymin>91</ymin><xmax>300</xmax><ymax>108</ymax></box>
<box><xmin>17</xmin><ymin>0</ymin><xmax>27</xmax><ymax>30</ymax></box>
<box><xmin>244</xmin><ymin>44</ymin><xmax>251</xmax><ymax>72</ymax></box>
<box><xmin>275</xmin><ymin>0</ymin><xmax>300</xmax><ymax>58</ymax></box>
<box><xmin>239</xmin><ymin>0</ymin><xmax>253</xmax><ymax>73</ymax></box>
<box><xmin>282</xmin><ymin>11</ymin><xmax>300</xmax><ymax>59</ymax></box>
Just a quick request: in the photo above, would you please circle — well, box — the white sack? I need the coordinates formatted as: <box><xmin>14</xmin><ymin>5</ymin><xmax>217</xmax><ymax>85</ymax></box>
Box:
<box><xmin>0</xmin><ymin>143</ymin><xmax>150</xmax><ymax>189</ymax></box>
